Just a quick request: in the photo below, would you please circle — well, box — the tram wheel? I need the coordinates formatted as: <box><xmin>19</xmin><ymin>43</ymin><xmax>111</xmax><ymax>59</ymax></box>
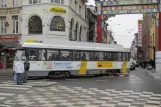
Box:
<box><xmin>64</xmin><ymin>71</ymin><xmax>71</xmax><ymax>78</ymax></box>
<box><xmin>124</xmin><ymin>74</ymin><xmax>129</xmax><ymax>77</ymax></box>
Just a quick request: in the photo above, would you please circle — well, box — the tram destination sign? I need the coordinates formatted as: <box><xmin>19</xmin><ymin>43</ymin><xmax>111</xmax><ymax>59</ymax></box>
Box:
<box><xmin>96</xmin><ymin>0</ymin><xmax>161</xmax><ymax>15</ymax></box>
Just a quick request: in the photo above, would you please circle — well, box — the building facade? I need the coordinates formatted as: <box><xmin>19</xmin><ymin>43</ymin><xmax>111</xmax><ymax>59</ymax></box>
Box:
<box><xmin>149</xmin><ymin>14</ymin><xmax>159</xmax><ymax>61</ymax></box>
<box><xmin>21</xmin><ymin>0</ymin><xmax>88</xmax><ymax>44</ymax></box>
<box><xmin>130</xmin><ymin>33</ymin><xmax>143</xmax><ymax>61</ymax></box>
<box><xmin>130</xmin><ymin>34</ymin><xmax>138</xmax><ymax>60</ymax></box>
<box><xmin>86</xmin><ymin>6</ymin><xmax>96</xmax><ymax>42</ymax></box>
<box><xmin>142</xmin><ymin>14</ymin><xmax>151</xmax><ymax>60</ymax></box>
<box><xmin>0</xmin><ymin>0</ymin><xmax>22</xmax><ymax>69</ymax></box>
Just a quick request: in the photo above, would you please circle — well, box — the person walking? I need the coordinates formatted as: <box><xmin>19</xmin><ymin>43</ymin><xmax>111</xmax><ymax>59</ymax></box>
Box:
<box><xmin>13</xmin><ymin>60</ymin><xmax>25</xmax><ymax>85</ymax></box>
<box><xmin>23</xmin><ymin>59</ymin><xmax>30</xmax><ymax>83</ymax></box>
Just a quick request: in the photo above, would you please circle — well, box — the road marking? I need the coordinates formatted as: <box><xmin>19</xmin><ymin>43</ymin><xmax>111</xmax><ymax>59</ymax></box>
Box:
<box><xmin>0</xmin><ymin>84</ymin><xmax>32</xmax><ymax>88</ymax></box>
<box><xmin>66</xmin><ymin>79</ymin><xmax>78</xmax><ymax>81</ymax></box>
<box><xmin>0</xmin><ymin>97</ymin><xmax>6</xmax><ymax>100</ymax></box>
<box><xmin>96</xmin><ymin>80</ymin><xmax>107</xmax><ymax>82</ymax></box>
<box><xmin>0</xmin><ymin>93</ymin><xmax>15</xmax><ymax>96</ymax></box>
<box><xmin>0</xmin><ymin>86</ymin><xmax>29</xmax><ymax>90</ymax></box>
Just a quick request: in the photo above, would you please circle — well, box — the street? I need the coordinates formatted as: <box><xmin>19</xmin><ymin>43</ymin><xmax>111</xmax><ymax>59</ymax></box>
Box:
<box><xmin>0</xmin><ymin>68</ymin><xmax>161</xmax><ymax>107</ymax></box>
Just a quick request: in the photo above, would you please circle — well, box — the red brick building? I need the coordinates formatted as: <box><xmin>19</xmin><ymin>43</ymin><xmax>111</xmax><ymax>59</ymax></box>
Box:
<box><xmin>142</xmin><ymin>14</ymin><xmax>151</xmax><ymax>60</ymax></box>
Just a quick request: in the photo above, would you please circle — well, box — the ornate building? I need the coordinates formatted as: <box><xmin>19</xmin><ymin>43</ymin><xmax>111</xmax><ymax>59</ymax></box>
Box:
<box><xmin>0</xmin><ymin>0</ymin><xmax>22</xmax><ymax>69</ymax></box>
<box><xmin>21</xmin><ymin>0</ymin><xmax>88</xmax><ymax>44</ymax></box>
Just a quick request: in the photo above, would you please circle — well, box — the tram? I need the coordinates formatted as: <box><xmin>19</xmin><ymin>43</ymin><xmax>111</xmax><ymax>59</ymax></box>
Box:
<box><xmin>14</xmin><ymin>41</ymin><xmax>131</xmax><ymax>78</ymax></box>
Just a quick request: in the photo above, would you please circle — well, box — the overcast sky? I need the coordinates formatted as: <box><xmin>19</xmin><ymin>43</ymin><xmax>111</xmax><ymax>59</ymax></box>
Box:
<box><xmin>87</xmin><ymin>0</ymin><xmax>143</xmax><ymax>48</ymax></box>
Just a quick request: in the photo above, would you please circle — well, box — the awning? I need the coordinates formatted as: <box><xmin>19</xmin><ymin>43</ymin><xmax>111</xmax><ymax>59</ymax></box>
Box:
<box><xmin>3</xmin><ymin>42</ymin><xmax>17</xmax><ymax>50</ymax></box>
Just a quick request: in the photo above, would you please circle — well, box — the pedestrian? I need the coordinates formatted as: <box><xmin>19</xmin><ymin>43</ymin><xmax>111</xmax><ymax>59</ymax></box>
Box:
<box><xmin>23</xmin><ymin>58</ymin><xmax>30</xmax><ymax>83</ymax></box>
<box><xmin>13</xmin><ymin>58</ymin><xmax>25</xmax><ymax>85</ymax></box>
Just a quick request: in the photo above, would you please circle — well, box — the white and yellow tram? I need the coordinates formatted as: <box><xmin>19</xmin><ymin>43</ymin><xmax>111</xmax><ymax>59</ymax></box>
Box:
<box><xmin>14</xmin><ymin>41</ymin><xmax>131</xmax><ymax>78</ymax></box>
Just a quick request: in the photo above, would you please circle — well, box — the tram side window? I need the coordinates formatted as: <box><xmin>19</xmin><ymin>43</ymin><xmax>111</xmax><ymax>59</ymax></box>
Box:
<box><xmin>122</xmin><ymin>53</ymin><xmax>126</xmax><ymax>61</ymax></box>
<box><xmin>73</xmin><ymin>51</ymin><xmax>80</xmax><ymax>61</ymax></box>
<box><xmin>80</xmin><ymin>51</ymin><xmax>86</xmax><ymax>61</ymax></box>
<box><xmin>126</xmin><ymin>52</ymin><xmax>129</xmax><ymax>61</ymax></box>
<box><xmin>113</xmin><ymin>52</ymin><xmax>118</xmax><ymax>61</ymax></box>
<box><xmin>61</xmin><ymin>50</ymin><xmax>72</xmax><ymax>61</ymax></box>
<box><xmin>108</xmin><ymin>52</ymin><xmax>113</xmax><ymax>61</ymax></box>
<box><xmin>98</xmin><ymin>52</ymin><xmax>104</xmax><ymax>61</ymax></box>
<box><xmin>95</xmin><ymin>52</ymin><xmax>99</xmax><ymax>61</ymax></box>
<box><xmin>84</xmin><ymin>52</ymin><xmax>89</xmax><ymax>61</ymax></box>
<box><xmin>29</xmin><ymin>49</ymin><xmax>37</xmax><ymax>61</ymax></box>
<box><xmin>38</xmin><ymin>49</ymin><xmax>46</xmax><ymax>61</ymax></box>
<box><xmin>118</xmin><ymin>53</ymin><xmax>122</xmax><ymax>61</ymax></box>
<box><xmin>128</xmin><ymin>53</ymin><xmax>130</xmax><ymax>61</ymax></box>
<box><xmin>47</xmin><ymin>49</ymin><xmax>60</xmax><ymax>61</ymax></box>
<box><xmin>104</xmin><ymin>52</ymin><xmax>108</xmax><ymax>61</ymax></box>
<box><xmin>88</xmin><ymin>51</ymin><xmax>95</xmax><ymax>61</ymax></box>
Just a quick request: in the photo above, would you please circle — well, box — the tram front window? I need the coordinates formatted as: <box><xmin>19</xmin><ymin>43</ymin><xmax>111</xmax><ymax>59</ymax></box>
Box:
<box><xmin>14</xmin><ymin>50</ymin><xmax>26</xmax><ymax>61</ymax></box>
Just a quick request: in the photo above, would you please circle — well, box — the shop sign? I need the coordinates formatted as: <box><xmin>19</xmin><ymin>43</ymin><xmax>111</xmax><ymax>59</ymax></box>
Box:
<box><xmin>25</xmin><ymin>39</ymin><xmax>42</xmax><ymax>43</ymax></box>
<box><xmin>49</xmin><ymin>7</ymin><xmax>66</xmax><ymax>13</ymax></box>
<box><xmin>138</xmin><ymin>20</ymin><xmax>142</xmax><ymax>46</ymax></box>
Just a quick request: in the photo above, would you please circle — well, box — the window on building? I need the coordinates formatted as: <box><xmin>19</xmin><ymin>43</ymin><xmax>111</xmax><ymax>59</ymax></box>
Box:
<box><xmin>75</xmin><ymin>22</ymin><xmax>78</xmax><ymax>41</ymax></box>
<box><xmin>50</xmin><ymin>16</ymin><xmax>65</xmax><ymax>31</ymax></box>
<box><xmin>52</xmin><ymin>0</ymin><xmax>64</xmax><ymax>4</ymax></box>
<box><xmin>79</xmin><ymin>5</ymin><xmax>81</xmax><ymax>16</ymax></box>
<box><xmin>79</xmin><ymin>25</ymin><xmax>82</xmax><ymax>41</ymax></box>
<box><xmin>12</xmin><ymin>16</ymin><xmax>18</xmax><ymax>34</ymax></box>
<box><xmin>38</xmin><ymin>49</ymin><xmax>46</xmax><ymax>61</ymax></box>
<box><xmin>13</xmin><ymin>0</ymin><xmax>18</xmax><ymax>7</ymax></box>
<box><xmin>29</xmin><ymin>49</ymin><xmax>37</xmax><ymax>61</ymax></box>
<box><xmin>69</xmin><ymin>18</ymin><xmax>74</xmax><ymax>40</ymax></box>
<box><xmin>75</xmin><ymin>0</ymin><xmax>77</xmax><ymax>11</ymax></box>
<box><xmin>1</xmin><ymin>0</ymin><xmax>6</xmax><ymax>8</ymax></box>
<box><xmin>29</xmin><ymin>0</ymin><xmax>41</xmax><ymax>4</ymax></box>
<box><xmin>28</xmin><ymin>15</ymin><xmax>42</xmax><ymax>34</ymax></box>
<box><xmin>0</xmin><ymin>17</ymin><xmax>6</xmax><ymax>34</ymax></box>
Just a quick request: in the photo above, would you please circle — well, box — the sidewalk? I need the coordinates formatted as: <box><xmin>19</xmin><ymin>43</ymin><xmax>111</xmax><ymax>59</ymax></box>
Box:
<box><xmin>142</xmin><ymin>68</ymin><xmax>161</xmax><ymax>80</ymax></box>
<box><xmin>0</xmin><ymin>69</ymin><xmax>13</xmax><ymax>76</ymax></box>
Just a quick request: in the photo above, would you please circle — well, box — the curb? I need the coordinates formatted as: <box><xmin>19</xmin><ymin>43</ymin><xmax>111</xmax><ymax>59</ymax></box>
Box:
<box><xmin>31</xmin><ymin>82</ymin><xmax>58</xmax><ymax>87</ymax></box>
<box><xmin>145</xmin><ymin>70</ymin><xmax>161</xmax><ymax>80</ymax></box>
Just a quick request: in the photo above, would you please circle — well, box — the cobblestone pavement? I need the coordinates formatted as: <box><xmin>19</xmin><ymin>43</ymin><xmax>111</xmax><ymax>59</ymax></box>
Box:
<box><xmin>0</xmin><ymin>82</ymin><xmax>161</xmax><ymax>107</ymax></box>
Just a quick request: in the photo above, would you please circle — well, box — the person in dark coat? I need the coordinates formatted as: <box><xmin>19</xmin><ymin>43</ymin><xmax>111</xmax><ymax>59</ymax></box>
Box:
<box><xmin>23</xmin><ymin>59</ymin><xmax>30</xmax><ymax>83</ymax></box>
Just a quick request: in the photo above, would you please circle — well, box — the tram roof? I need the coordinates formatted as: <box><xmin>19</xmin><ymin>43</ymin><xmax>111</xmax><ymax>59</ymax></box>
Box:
<box><xmin>22</xmin><ymin>41</ymin><xmax>130</xmax><ymax>52</ymax></box>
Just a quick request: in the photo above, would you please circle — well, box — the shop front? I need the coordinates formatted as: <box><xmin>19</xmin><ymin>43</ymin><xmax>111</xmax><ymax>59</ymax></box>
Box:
<box><xmin>0</xmin><ymin>36</ymin><xmax>19</xmax><ymax>69</ymax></box>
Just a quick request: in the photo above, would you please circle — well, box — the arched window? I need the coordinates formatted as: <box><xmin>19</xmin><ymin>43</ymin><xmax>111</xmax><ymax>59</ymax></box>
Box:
<box><xmin>79</xmin><ymin>25</ymin><xmax>82</xmax><ymax>41</ymax></box>
<box><xmin>75</xmin><ymin>22</ymin><xmax>78</xmax><ymax>41</ymax></box>
<box><xmin>28</xmin><ymin>15</ymin><xmax>42</xmax><ymax>34</ymax></box>
<box><xmin>69</xmin><ymin>18</ymin><xmax>74</xmax><ymax>40</ymax></box>
<box><xmin>50</xmin><ymin>16</ymin><xmax>65</xmax><ymax>31</ymax></box>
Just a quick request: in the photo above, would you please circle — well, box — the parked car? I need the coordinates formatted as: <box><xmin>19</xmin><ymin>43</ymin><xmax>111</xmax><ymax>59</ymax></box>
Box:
<box><xmin>130</xmin><ymin>62</ymin><xmax>135</xmax><ymax>70</ymax></box>
<box><xmin>130</xmin><ymin>58</ymin><xmax>136</xmax><ymax>70</ymax></box>
<box><xmin>135</xmin><ymin>62</ymin><xmax>139</xmax><ymax>67</ymax></box>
